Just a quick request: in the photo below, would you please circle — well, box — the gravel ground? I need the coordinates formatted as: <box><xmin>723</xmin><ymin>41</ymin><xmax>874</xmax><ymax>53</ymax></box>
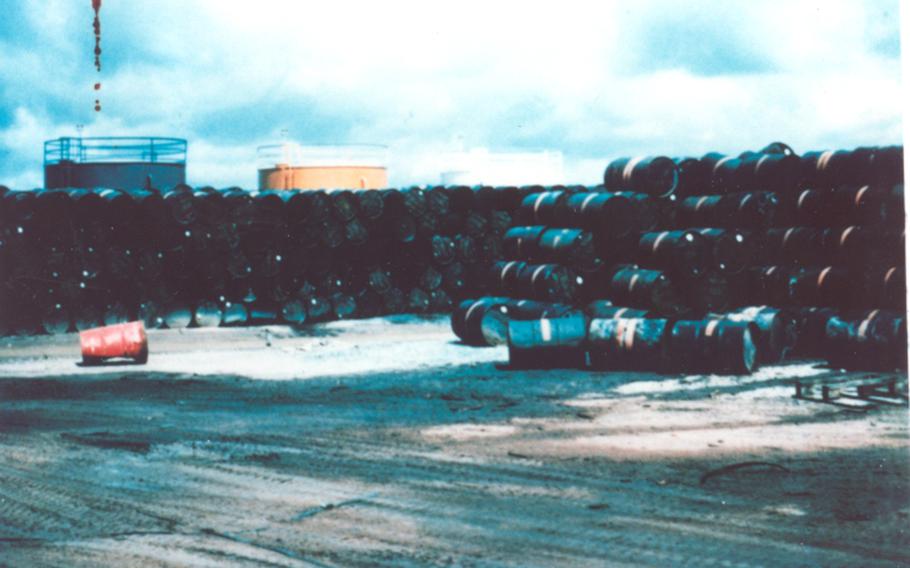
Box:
<box><xmin>0</xmin><ymin>316</ymin><xmax>907</xmax><ymax>567</ymax></box>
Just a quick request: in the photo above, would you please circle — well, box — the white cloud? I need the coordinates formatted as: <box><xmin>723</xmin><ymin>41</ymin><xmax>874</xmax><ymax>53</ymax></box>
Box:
<box><xmin>0</xmin><ymin>0</ymin><xmax>902</xmax><ymax>189</ymax></box>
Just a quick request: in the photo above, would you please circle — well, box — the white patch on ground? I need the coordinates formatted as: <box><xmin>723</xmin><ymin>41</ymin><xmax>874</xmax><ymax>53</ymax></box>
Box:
<box><xmin>612</xmin><ymin>363</ymin><xmax>828</xmax><ymax>395</ymax></box>
<box><xmin>513</xmin><ymin>418</ymin><xmax>907</xmax><ymax>460</ymax></box>
<box><xmin>422</xmin><ymin>423</ymin><xmax>519</xmax><ymax>441</ymax></box>
<box><xmin>562</xmin><ymin>396</ymin><xmax>646</xmax><ymax>409</ymax></box>
<box><xmin>764</xmin><ymin>504</ymin><xmax>808</xmax><ymax>517</ymax></box>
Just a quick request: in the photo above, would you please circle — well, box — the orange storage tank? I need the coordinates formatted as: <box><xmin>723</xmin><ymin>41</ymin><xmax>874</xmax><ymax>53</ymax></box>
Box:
<box><xmin>258</xmin><ymin>143</ymin><xmax>388</xmax><ymax>190</ymax></box>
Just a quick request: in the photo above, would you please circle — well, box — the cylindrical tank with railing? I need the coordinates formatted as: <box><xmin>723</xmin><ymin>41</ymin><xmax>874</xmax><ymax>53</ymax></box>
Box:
<box><xmin>44</xmin><ymin>137</ymin><xmax>187</xmax><ymax>190</ymax></box>
<box><xmin>257</xmin><ymin>142</ymin><xmax>389</xmax><ymax>190</ymax></box>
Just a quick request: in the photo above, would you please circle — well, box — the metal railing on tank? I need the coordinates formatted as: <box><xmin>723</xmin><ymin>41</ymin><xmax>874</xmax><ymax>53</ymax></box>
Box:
<box><xmin>44</xmin><ymin>137</ymin><xmax>187</xmax><ymax>165</ymax></box>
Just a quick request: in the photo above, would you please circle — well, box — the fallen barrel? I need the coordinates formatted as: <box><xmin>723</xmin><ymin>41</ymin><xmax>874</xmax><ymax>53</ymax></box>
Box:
<box><xmin>502</xmin><ymin>226</ymin><xmax>547</xmax><ymax>261</ymax></box>
<box><xmin>788</xmin><ymin>266</ymin><xmax>853</xmax><ymax>308</ymax></box>
<box><xmin>741</xmin><ymin>151</ymin><xmax>801</xmax><ymax>194</ymax></box>
<box><xmin>790</xmin><ymin>307</ymin><xmax>839</xmax><ymax>359</ymax></box>
<box><xmin>450</xmin><ymin>296</ymin><xmax>512</xmax><ymax>346</ymax></box>
<box><xmin>607</xmin><ymin>266</ymin><xmax>684</xmax><ymax>315</ymax></box>
<box><xmin>221</xmin><ymin>302</ymin><xmax>249</xmax><ymax>326</ymax></box>
<box><xmin>426</xmin><ymin>186</ymin><xmax>451</xmax><ymax>217</ymax></box>
<box><xmin>557</xmin><ymin>192</ymin><xmax>636</xmax><ymax>237</ymax></box>
<box><xmin>330</xmin><ymin>189</ymin><xmax>359</xmax><ymax>222</ymax></box>
<box><xmin>603</xmin><ymin>156</ymin><xmax>679</xmax><ymax>197</ymax></box>
<box><xmin>819</xmin><ymin>226</ymin><xmax>869</xmax><ymax>266</ymax></box>
<box><xmin>138</xmin><ymin>299</ymin><xmax>165</xmax><ymax>330</ymax></box>
<box><xmin>536</xmin><ymin>228</ymin><xmax>602</xmax><ymax>273</ymax></box>
<box><xmin>162</xmin><ymin>187</ymin><xmax>197</xmax><ymax>227</ymax></box>
<box><xmin>667</xmin><ymin>319</ymin><xmax>759</xmax><ymax>374</ymax></box>
<box><xmin>587</xmin><ymin>317</ymin><xmax>671</xmax><ymax>371</ymax></box>
<box><xmin>162</xmin><ymin>300</ymin><xmax>193</xmax><ymax>329</ymax></box>
<box><xmin>673</xmin><ymin>157</ymin><xmax>705</xmax><ymax>198</ymax></box>
<box><xmin>356</xmin><ymin>189</ymin><xmax>385</xmax><ymax>221</ymax></box>
<box><xmin>194</xmin><ymin>300</ymin><xmax>224</xmax><ymax>327</ymax></box>
<box><xmin>430</xmin><ymin>235</ymin><xmax>457</xmax><ymax>266</ymax></box>
<box><xmin>637</xmin><ymin>230</ymin><xmax>710</xmax><ymax>278</ymax></box>
<box><xmin>865</xmin><ymin>266</ymin><xmax>906</xmax><ymax>310</ymax></box>
<box><xmin>516</xmin><ymin>191</ymin><xmax>569</xmax><ymax>226</ymax></box>
<box><xmin>823</xmin><ymin>310</ymin><xmax>907</xmax><ymax>371</ymax></box>
<box><xmin>827</xmin><ymin>185</ymin><xmax>887</xmax><ymax>226</ymax></box>
<box><xmin>708</xmin><ymin>156</ymin><xmax>746</xmax><ymax>194</ymax></box>
<box><xmin>758</xmin><ymin>228</ymin><xmax>825</xmax><ymax>266</ymax></box>
<box><xmin>614</xmin><ymin>192</ymin><xmax>660</xmax><ymax>231</ymax></box>
<box><xmin>677</xmin><ymin>192</ymin><xmax>778</xmax><ymax>230</ymax></box>
<box><xmin>710</xmin><ymin>306</ymin><xmax>797</xmax><ymax>364</ymax></box>
<box><xmin>679</xmin><ymin>271</ymin><xmax>731</xmax><ymax>313</ymax></box>
<box><xmin>801</xmin><ymin>149</ymin><xmax>869</xmax><ymax>189</ymax></box>
<box><xmin>507</xmin><ymin>313</ymin><xmax>588</xmax><ymax>369</ymax></box>
<box><xmin>440</xmin><ymin>261</ymin><xmax>468</xmax><ymax>297</ymax></box>
<box><xmin>330</xmin><ymin>292</ymin><xmax>358</xmax><ymax>319</ymax></box>
<box><xmin>513</xmin><ymin>263</ymin><xmax>583</xmax><ymax>303</ymax></box>
<box><xmin>781</xmin><ymin>188</ymin><xmax>832</xmax><ymax>228</ymax></box>
<box><xmin>80</xmin><ymin>321</ymin><xmax>148</xmax><ymax>365</ymax></box>
<box><xmin>693</xmin><ymin>228</ymin><xmax>752</xmax><ymax>274</ymax></box>
<box><xmin>488</xmin><ymin>260</ymin><xmax>523</xmax><ymax>294</ymax></box>
<box><xmin>479</xmin><ymin>299</ymin><xmax>577</xmax><ymax>346</ymax></box>
<box><xmin>739</xmin><ymin>266</ymin><xmax>793</xmax><ymax>307</ymax></box>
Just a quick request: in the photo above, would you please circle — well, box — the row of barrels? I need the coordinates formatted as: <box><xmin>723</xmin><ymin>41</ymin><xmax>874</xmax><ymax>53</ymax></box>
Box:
<box><xmin>452</xmin><ymin>298</ymin><xmax>907</xmax><ymax>373</ymax></box>
<box><xmin>505</xmin><ymin>186</ymin><xmax>904</xmax><ymax>321</ymax></box>
<box><xmin>603</xmin><ymin>143</ymin><xmax>904</xmax><ymax>198</ymax></box>
<box><xmin>495</xmin><ymin>200</ymin><xmax>903</xmax><ymax>316</ymax></box>
<box><xmin>0</xmin><ymin>184</ymin><xmax>519</xmax><ymax>250</ymax></box>
<box><xmin>483</xmin><ymin>261</ymin><xmax>903</xmax><ymax>316</ymax></box>
<box><xmin>515</xmin><ymin>185</ymin><xmax>904</xmax><ymax>234</ymax></box>
<box><xmin>0</xmin><ymin>184</ymin><xmax>531</xmax><ymax>335</ymax></box>
<box><xmin>18</xmin><ymin>263</ymin><xmax>473</xmax><ymax>337</ymax></box>
<box><xmin>501</xmin><ymin>224</ymin><xmax>905</xmax><ymax>277</ymax></box>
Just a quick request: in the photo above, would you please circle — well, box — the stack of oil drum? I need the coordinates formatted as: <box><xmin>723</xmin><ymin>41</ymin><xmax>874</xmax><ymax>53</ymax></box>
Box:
<box><xmin>452</xmin><ymin>143</ymin><xmax>906</xmax><ymax>374</ymax></box>
<box><xmin>0</xmin><ymin>184</ymin><xmax>530</xmax><ymax>335</ymax></box>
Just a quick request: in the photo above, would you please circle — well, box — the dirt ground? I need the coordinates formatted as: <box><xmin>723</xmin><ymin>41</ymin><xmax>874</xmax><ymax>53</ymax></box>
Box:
<box><xmin>0</xmin><ymin>315</ymin><xmax>907</xmax><ymax>567</ymax></box>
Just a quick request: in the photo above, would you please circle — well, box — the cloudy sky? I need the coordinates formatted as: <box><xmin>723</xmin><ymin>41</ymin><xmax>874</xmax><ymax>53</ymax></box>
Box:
<box><xmin>0</xmin><ymin>0</ymin><xmax>904</xmax><ymax>189</ymax></box>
